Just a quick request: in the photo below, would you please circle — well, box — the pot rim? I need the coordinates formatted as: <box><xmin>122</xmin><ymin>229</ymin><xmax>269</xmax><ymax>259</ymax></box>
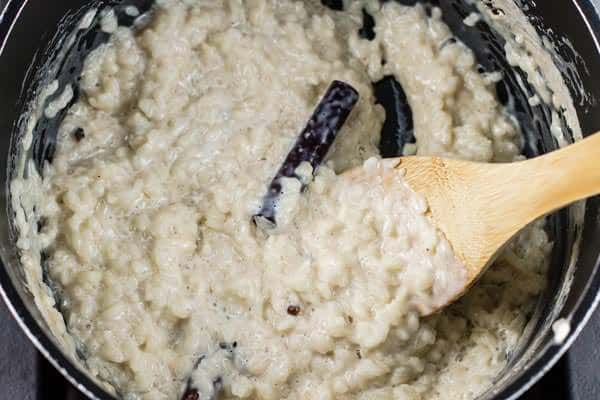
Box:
<box><xmin>0</xmin><ymin>1</ymin><xmax>599</xmax><ymax>400</ymax></box>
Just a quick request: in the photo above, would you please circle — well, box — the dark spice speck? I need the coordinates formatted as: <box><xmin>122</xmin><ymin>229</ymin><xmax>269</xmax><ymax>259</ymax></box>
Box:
<box><xmin>182</xmin><ymin>389</ymin><xmax>199</xmax><ymax>400</ymax></box>
<box><xmin>73</xmin><ymin>127</ymin><xmax>85</xmax><ymax>142</ymax></box>
<box><xmin>287</xmin><ymin>305</ymin><xmax>301</xmax><ymax>316</ymax></box>
<box><xmin>37</xmin><ymin>217</ymin><xmax>47</xmax><ymax>233</ymax></box>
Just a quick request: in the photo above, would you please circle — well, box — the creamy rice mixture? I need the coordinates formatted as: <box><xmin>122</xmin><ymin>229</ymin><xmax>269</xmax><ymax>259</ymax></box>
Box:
<box><xmin>12</xmin><ymin>1</ymin><xmax>554</xmax><ymax>399</ymax></box>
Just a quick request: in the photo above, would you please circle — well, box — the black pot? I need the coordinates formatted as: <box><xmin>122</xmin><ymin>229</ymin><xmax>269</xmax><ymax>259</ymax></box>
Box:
<box><xmin>0</xmin><ymin>1</ymin><xmax>599</xmax><ymax>399</ymax></box>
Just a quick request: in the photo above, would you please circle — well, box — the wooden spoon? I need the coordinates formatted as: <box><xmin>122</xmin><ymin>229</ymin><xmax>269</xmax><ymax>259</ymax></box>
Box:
<box><xmin>349</xmin><ymin>132</ymin><xmax>600</xmax><ymax>314</ymax></box>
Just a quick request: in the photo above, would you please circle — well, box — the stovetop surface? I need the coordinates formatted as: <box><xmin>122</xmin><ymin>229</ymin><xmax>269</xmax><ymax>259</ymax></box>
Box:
<box><xmin>1</xmin><ymin>299</ymin><xmax>598</xmax><ymax>400</ymax></box>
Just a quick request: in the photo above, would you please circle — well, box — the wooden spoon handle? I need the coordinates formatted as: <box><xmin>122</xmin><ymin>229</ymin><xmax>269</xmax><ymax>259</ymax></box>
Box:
<box><xmin>478</xmin><ymin>132</ymin><xmax>599</xmax><ymax>237</ymax></box>
<box><xmin>516</xmin><ymin>132</ymin><xmax>600</xmax><ymax>221</ymax></box>
<box><xmin>398</xmin><ymin>132</ymin><xmax>600</xmax><ymax>278</ymax></box>
<box><xmin>466</xmin><ymin>132</ymin><xmax>600</xmax><ymax>264</ymax></box>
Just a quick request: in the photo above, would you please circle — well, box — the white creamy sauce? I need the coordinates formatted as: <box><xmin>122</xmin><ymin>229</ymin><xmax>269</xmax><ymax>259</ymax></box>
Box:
<box><xmin>401</xmin><ymin>143</ymin><xmax>418</xmax><ymax>156</ymax></box>
<box><xmin>78</xmin><ymin>9</ymin><xmax>98</xmax><ymax>30</ymax></box>
<box><xmin>528</xmin><ymin>94</ymin><xmax>541</xmax><ymax>107</ymax></box>
<box><xmin>463</xmin><ymin>12</ymin><xmax>481</xmax><ymax>27</ymax></box>
<box><xmin>12</xmin><ymin>1</ymin><xmax>573</xmax><ymax>399</ymax></box>
<box><xmin>44</xmin><ymin>84</ymin><xmax>73</xmax><ymax>119</ymax></box>
<box><xmin>100</xmin><ymin>9</ymin><xmax>118</xmax><ymax>34</ymax></box>
<box><xmin>125</xmin><ymin>6</ymin><xmax>140</xmax><ymax>17</ymax></box>
<box><xmin>551</xmin><ymin>111</ymin><xmax>569</xmax><ymax>148</ymax></box>
<box><xmin>552</xmin><ymin>318</ymin><xmax>571</xmax><ymax>345</ymax></box>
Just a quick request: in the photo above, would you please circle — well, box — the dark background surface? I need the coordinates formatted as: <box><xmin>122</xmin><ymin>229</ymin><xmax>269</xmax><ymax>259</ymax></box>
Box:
<box><xmin>0</xmin><ymin>0</ymin><xmax>599</xmax><ymax>399</ymax></box>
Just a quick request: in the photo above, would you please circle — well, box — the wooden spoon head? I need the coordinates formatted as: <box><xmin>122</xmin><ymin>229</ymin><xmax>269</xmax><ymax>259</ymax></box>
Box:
<box><xmin>394</xmin><ymin>156</ymin><xmax>521</xmax><ymax>313</ymax></box>
<box><xmin>346</xmin><ymin>156</ymin><xmax>521</xmax><ymax>315</ymax></box>
<box><xmin>347</xmin><ymin>134</ymin><xmax>600</xmax><ymax>314</ymax></box>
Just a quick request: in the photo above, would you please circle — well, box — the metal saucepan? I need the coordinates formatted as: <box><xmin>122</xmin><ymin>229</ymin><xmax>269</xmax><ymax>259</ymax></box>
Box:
<box><xmin>0</xmin><ymin>1</ymin><xmax>599</xmax><ymax>399</ymax></box>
